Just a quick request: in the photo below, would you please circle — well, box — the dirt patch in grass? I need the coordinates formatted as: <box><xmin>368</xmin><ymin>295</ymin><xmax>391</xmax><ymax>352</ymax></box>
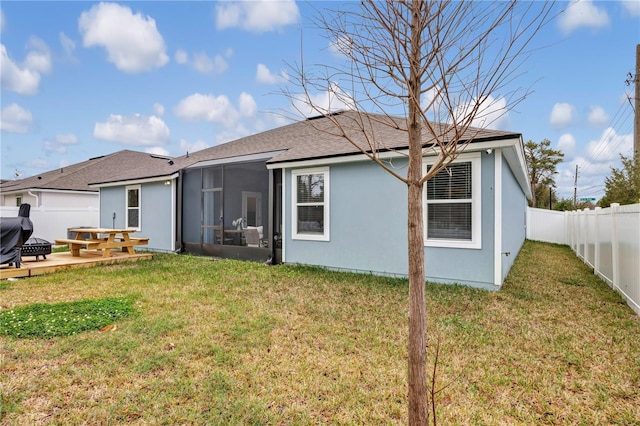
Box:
<box><xmin>1</xmin><ymin>241</ymin><xmax>639</xmax><ymax>424</ymax></box>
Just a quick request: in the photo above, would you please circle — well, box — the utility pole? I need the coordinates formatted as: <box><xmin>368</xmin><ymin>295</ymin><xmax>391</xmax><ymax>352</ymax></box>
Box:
<box><xmin>573</xmin><ymin>164</ymin><xmax>578</xmax><ymax>207</ymax></box>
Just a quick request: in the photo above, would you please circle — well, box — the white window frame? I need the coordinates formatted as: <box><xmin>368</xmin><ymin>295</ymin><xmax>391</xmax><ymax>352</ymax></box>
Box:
<box><xmin>423</xmin><ymin>152</ymin><xmax>481</xmax><ymax>249</ymax></box>
<box><xmin>126</xmin><ymin>184</ymin><xmax>141</xmax><ymax>231</ymax></box>
<box><xmin>291</xmin><ymin>167</ymin><xmax>330</xmax><ymax>241</ymax></box>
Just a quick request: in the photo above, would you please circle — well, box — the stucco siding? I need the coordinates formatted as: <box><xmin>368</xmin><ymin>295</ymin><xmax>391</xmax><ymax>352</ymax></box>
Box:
<box><xmin>100</xmin><ymin>182</ymin><xmax>175</xmax><ymax>252</ymax></box>
<box><xmin>99</xmin><ymin>187</ymin><xmax>124</xmax><ymax>228</ymax></box>
<box><xmin>284</xmin><ymin>154</ymin><xmax>499</xmax><ymax>288</ymax></box>
<box><xmin>424</xmin><ymin>152</ymin><xmax>495</xmax><ymax>288</ymax></box>
<box><xmin>501</xmin><ymin>160</ymin><xmax>527</xmax><ymax>280</ymax></box>
<box><xmin>285</xmin><ymin>161</ymin><xmax>408</xmax><ymax>276</ymax></box>
<box><xmin>140</xmin><ymin>181</ymin><xmax>175</xmax><ymax>252</ymax></box>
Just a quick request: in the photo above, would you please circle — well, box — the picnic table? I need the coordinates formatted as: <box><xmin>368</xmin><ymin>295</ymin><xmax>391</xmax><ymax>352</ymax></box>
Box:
<box><xmin>54</xmin><ymin>228</ymin><xmax>149</xmax><ymax>258</ymax></box>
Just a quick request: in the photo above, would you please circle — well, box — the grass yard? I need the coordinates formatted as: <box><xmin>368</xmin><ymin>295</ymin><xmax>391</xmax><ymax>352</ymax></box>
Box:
<box><xmin>1</xmin><ymin>240</ymin><xmax>639</xmax><ymax>425</ymax></box>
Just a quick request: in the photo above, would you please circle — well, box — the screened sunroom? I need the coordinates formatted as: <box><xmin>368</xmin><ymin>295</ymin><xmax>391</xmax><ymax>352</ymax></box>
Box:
<box><xmin>180</xmin><ymin>158</ymin><xmax>282</xmax><ymax>262</ymax></box>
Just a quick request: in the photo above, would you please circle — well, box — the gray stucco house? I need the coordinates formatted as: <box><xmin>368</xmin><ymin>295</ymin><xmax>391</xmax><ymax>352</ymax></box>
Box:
<box><xmin>90</xmin><ymin>111</ymin><xmax>531</xmax><ymax>290</ymax></box>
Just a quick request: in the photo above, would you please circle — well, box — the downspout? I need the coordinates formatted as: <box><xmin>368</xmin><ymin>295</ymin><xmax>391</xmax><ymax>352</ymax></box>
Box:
<box><xmin>268</xmin><ymin>168</ymin><xmax>275</xmax><ymax>263</ymax></box>
<box><xmin>27</xmin><ymin>190</ymin><xmax>40</xmax><ymax>208</ymax></box>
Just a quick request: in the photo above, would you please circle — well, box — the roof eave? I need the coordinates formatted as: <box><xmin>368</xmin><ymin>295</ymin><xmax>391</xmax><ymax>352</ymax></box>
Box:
<box><xmin>89</xmin><ymin>172</ymin><xmax>180</xmax><ymax>188</ymax></box>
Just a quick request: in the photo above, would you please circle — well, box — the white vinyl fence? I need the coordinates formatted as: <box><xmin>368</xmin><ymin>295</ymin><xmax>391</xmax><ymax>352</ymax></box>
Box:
<box><xmin>0</xmin><ymin>206</ymin><xmax>99</xmax><ymax>245</ymax></box>
<box><xmin>527</xmin><ymin>204</ymin><xmax>640</xmax><ymax>315</ymax></box>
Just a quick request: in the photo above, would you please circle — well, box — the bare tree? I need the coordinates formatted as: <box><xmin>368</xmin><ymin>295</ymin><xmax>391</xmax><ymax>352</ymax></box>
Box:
<box><xmin>287</xmin><ymin>1</ymin><xmax>553</xmax><ymax>424</ymax></box>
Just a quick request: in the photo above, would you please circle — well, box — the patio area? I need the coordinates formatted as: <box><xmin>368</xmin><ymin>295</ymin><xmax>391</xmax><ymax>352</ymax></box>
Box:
<box><xmin>0</xmin><ymin>250</ymin><xmax>153</xmax><ymax>280</ymax></box>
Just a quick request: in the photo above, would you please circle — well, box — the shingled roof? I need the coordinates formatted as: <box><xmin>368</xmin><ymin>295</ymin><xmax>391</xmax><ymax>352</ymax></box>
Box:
<box><xmin>183</xmin><ymin>111</ymin><xmax>521</xmax><ymax>167</ymax></box>
<box><xmin>23</xmin><ymin>112</ymin><xmax>521</xmax><ymax>188</ymax></box>
<box><xmin>0</xmin><ymin>150</ymin><xmax>180</xmax><ymax>193</ymax></box>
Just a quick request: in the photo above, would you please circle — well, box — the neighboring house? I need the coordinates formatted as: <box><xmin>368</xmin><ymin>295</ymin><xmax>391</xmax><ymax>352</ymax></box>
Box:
<box><xmin>0</xmin><ymin>150</ymin><xmax>175</xmax><ymax>244</ymax></box>
<box><xmin>91</xmin><ymin>111</ymin><xmax>531</xmax><ymax>289</ymax></box>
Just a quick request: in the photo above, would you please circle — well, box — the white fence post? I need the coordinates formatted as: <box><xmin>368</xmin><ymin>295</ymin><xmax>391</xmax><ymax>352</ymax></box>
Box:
<box><xmin>610</xmin><ymin>203</ymin><xmax>620</xmax><ymax>292</ymax></box>
<box><xmin>594</xmin><ymin>206</ymin><xmax>601</xmax><ymax>274</ymax></box>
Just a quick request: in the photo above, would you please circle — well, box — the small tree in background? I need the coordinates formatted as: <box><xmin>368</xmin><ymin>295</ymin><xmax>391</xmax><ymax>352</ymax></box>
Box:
<box><xmin>598</xmin><ymin>155</ymin><xmax>640</xmax><ymax>207</ymax></box>
<box><xmin>524</xmin><ymin>139</ymin><xmax>564</xmax><ymax>208</ymax></box>
<box><xmin>553</xmin><ymin>197</ymin><xmax>576</xmax><ymax>211</ymax></box>
<box><xmin>288</xmin><ymin>1</ymin><xmax>553</xmax><ymax>424</ymax></box>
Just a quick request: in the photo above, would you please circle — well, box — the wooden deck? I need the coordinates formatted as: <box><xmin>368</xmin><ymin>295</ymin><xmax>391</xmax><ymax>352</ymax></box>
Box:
<box><xmin>0</xmin><ymin>250</ymin><xmax>153</xmax><ymax>280</ymax></box>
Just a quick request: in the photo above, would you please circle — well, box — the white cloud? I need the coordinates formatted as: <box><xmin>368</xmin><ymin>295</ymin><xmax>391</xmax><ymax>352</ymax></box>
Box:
<box><xmin>555</xmin><ymin>128</ymin><xmax>633</xmax><ymax>199</ymax></box>
<box><xmin>153</xmin><ymin>103</ymin><xmax>165</xmax><ymax>116</ymax></box>
<box><xmin>421</xmin><ymin>88</ymin><xmax>510</xmax><ymax>130</ymax></box>
<box><xmin>55</xmin><ymin>133</ymin><xmax>78</xmax><ymax>144</ymax></box>
<box><xmin>59</xmin><ymin>32</ymin><xmax>76</xmax><ymax>59</ymax></box>
<box><xmin>0</xmin><ymin>103</ymin><xmax>33</xmax><ymax>133</ymax></box>
<box><xmin>215</xmin><ymin>125</ymin><xmax>252</xmax><ymax>145</ymax></box>
<box><xmin>621</xmin><ymin>0</ymin><xmax>640</xmax><ymax>16</ymax></box>
<box><xmin>179</xmin><ymin>138</ymin><xmax>209</xmax><ymax>154</ymax></box>
<box><xmin>587</xmin><ymin>105</ymin><xmax>609</xmax><ymax>128</ymax></box>
<box><xmin>173</xmin><ymin>93</ymin><xmax>240</xmax><ymax>127</ymax></box>
<box><xmin>175</xmin><ymin>49</ymin><xmax>188</xmax><ymax>64</ymax></box>
<box><xmin>79</xmin><ymin>3</ymin><xmax>169</xmax><ymax>73</ymax></box>
<box><xmin>256</xmin><ymin>63</ymin><xmax>286</xmax><ymax>84</ymax></box>
<box><xmin>585</xmin><ymin>127</ymin><xmax>633</xmax><ymax>163</ymax></box>
<box><xmin>292</xmin><ymin>82</ymin><xmax>356</xmax><ymax>118</ymax></box>
<box><xmin>25</xmin><ymin>159</ymin><xmax>49</xmax><ymax>169</ymax></box>
<box><xmin>44</xmin><ymin>141</ymin><xmax>67</xmax><ymax>154</ymax></box>
<box><xmin>457</xmin><ymin>95</ymin><xmax>510</xmax><ymax>130</ymax></box>
<box><xmin>556</xmin><ymin>156</ymin><xmax>611</xmax><ymax>199</ymax></box>
<box><xmin>23</xmin><ymin>37</ymin><xmax>52</xmax><ymax>74</ymax></box>
<box><xmin>549</xmin><ymin>102</ymin><xmax>575</xmax><ymax>129</ymax></box>
<box><xmin>0</xmin><ymin>40</ymin><xmax>51</xmax><ymax>95</ymax></box>
<box><xmin>238</xmin><ymin>92</ymin><xmax>257</xmax><ymax>117</ymax></box>
<box><xmin>192</xmin><ymin>52</ymin><xmax>228</xmax><ymax>74</ymax></box>
<box><xmin>175</xmin><ymin>50</ymin><xmax>228</xmax><ymax>74</ymax></box>
<box><xmin>558</xmin><ymin>0</ymin><xmax>609</xmax><ymax>34</ymax></box>
<box><xmin>557</xmin><ymin>133</ymin><xmax>576</xmax><ymax>160</ymax></box>
<box><xmin>94</xmin><ymin>114</ymin><xmax>170</xmax><ymax>146</ymax></box>
<box><xmin>329</xmin><ymin>35</ymin><xmax>354</xmax><ymax>57</ymax></box>
<box><xmin>215</xmin><ymin>0</ymin><xmax>300</xmax><ymax>33</ymax></box>
<box><xmin>45</xmin><ymin>133</ymin><xmax>77</xmax><ymax>154</ymax></box>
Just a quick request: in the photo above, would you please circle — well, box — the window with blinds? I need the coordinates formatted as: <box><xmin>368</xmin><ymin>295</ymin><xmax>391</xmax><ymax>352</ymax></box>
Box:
<box><xmin>426</xmin><ymin>162</ymin><xmax>473</xmax><ymax>240</ymax></box>
<box><xmin>292</xmin><ymin>167</ymin><xmax>330</xmax><ymax>241</ymax></box>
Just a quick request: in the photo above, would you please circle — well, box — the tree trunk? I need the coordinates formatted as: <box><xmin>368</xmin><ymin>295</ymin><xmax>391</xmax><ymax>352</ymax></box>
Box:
<box><xmin>407</xmin><ymin>171</ymin><xmax>428</xmax><ymax>425</ymax></box>
<box><xmin>407</xmin><ymin>1</ymin><xmax>428</xmax><ymax>424</ymax></box>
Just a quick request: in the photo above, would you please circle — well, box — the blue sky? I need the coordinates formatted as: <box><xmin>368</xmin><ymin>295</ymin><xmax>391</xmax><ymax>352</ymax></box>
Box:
<box><xmin>1</xmin><ymin>1</ymin><xmax>638</xmax><ymax>201</ymax></box>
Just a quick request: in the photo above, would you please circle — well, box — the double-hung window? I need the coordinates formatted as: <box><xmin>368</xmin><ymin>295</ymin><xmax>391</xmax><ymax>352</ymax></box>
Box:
<box><xmin>291</xmin><ymin>167</ymin><xmax>330</xmax><ymax>241</ymax></box>
<box><xmin>126</xmin><ymin>185</ymin><xmax>141</xmax><ymax>230</ymax></box>
<box><xmin>424</xmin><ymin>154</ymin><xmax>481</xmax><ymax>248</ymax></box>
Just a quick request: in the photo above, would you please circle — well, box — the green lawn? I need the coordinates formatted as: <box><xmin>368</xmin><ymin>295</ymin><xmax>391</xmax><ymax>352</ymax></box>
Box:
<box><xmin>1</xmin><ymin>240</ymin><xmax>639</xmax><ymax>424</ymax></box>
